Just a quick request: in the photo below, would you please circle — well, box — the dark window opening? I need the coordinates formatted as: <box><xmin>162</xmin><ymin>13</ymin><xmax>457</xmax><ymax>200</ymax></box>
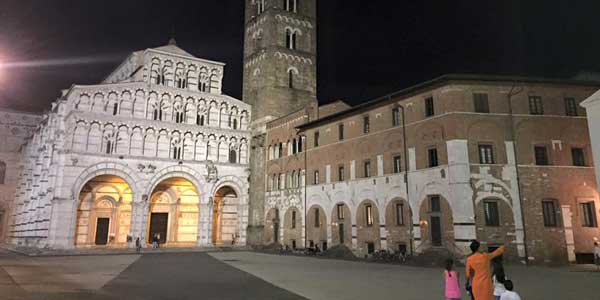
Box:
<box><xmin>572</xmin><ymin>148</ymin><xmax>585</xmax><ymax>167</ymax></box>
<box><xmin>428</xmin><ymin>148</ymin><xmax>439</xmax><ymax>168</ymax></box>
<box><xmin>393</xmin><ymin>155</ymin><xmax>402</xmax><ymax>173</ymax></box>
<box><xmin>429</xmin><ymin>196</ymin><xmax>441</xmax><ymax>212</ymax></box>
<box><xmin>484</xmin><ymin>201</ymin><xmax>500</xmax><ymax>226</ymax></box>
<box><xmin>542</xmin><ymin>200</ymin><xmax>558</xmax><ymax>227</ymax></box>
<box><xmin>314</xmin><ymin>208</ymin><xmax>320</xmax><ymax>228</ymax></box>
<box><xmin>473</xmin><ymin>93</ymin><xmax>490</xmax><ymax>113</ymax></box>
<box><xmin>363</xmin><ymin>116</ymin><xmax>370</xmax><ymax>134</ymax></box>
<box><xmin>337</xmin><ymin>204</ymin><xmax>345</xmax><ymax>220</ymax></box>
<box><xmin>392</xmin><ymin>107</ymin><xmax>400</xmax><ymax>126</ymax></box>
<box><xmin>425</xmin><ymin>97</ymin><xmax>435</xmax><ymax>117</ymax></box>
<box><xmin>314</xmin><ymin>131</ymin><xmax>320</xmax><ymax>147</ymax></box>
<box><xmin>338</xmin><ymin>124</ymin><xmax>344</xmax><ymax>141</ymax></box>
<box><xmin>364</xmin><ymin>160</ymin><xmax>371</xmax><ymax>178</ymax></box>
<box><xmin>534</xmin><ymin>146</ymin><xmax>549</xmax><ymax>166</ymax></box>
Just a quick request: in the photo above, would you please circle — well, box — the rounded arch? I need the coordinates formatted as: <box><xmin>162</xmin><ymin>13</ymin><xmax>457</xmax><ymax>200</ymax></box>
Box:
<box><xmin>282</xmin><ymin>206</ymin><xmax>302</xmax><ymax>249</ymax></box>
<box><xmin>356</xmin><ymin>199</ymin><xmax>381</xmax><ymax>254</ymax></box>
<box><xmin>211</xmin><ymin>175</ymin><xmax>247</xmax><ymax>201</ymax></box>
<box><xmin>384</xmin><ymin>198</ymin><xmax>413</xmax><ymax>253</ymax></box>
<box><xmin>306</xmin><ymin>204</ymin><xmax>327</xmax><ymax>249</ymax></box>
<box><xmin>330</xmin><ymin>202</ymin><xmax>352</xmax><ymax>248</ymax></box>
<box><xmin>146</xmin><ymin>165</ymin><xmax>205</xmax><ymax>200</ymax></box>
<box><xmin>72</xmin><ymin>162</ymin><xmax>142</xmax><ymax>199</ymax></box>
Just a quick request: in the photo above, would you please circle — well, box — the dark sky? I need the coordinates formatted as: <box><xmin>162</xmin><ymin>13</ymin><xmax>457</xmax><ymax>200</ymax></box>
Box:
<box><xmin>1</xmin><ymin>0</ymin><xmax>600</xmax><ymax>112</ymax></box>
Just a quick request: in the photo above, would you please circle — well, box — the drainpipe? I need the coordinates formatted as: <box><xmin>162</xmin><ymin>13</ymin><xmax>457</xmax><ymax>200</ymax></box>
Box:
<box><xmin>507</xmin><ymin>81</ymin><xmax>529</xmax><ymax>265</ymax></box>
<box><xmin>399</xmin><ymin>103</ymin><xmax>413</xmax><ymax>255</ymax></box>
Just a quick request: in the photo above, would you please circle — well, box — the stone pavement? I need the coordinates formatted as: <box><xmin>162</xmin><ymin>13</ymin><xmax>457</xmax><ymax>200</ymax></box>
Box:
<box><xmin>0</xmin><ymin>249</ymin><xmax>304</xmax><ymax>300</ymax></box>
<box><xmin>210</xmin><ymin>252</ymin><xmax>600</xmax><ymax>300</ymax></box>
<box><xmin>2</xmin><ymin>248</ymin><xmax>600</xmax><ymax>300</ymax></box>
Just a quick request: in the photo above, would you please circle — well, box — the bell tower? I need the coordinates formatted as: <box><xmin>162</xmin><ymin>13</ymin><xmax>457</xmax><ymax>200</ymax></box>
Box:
<box><xmin>243</xmin><ymin>0</ymin><xmax>318</xmax><ymax>245</ymax></box>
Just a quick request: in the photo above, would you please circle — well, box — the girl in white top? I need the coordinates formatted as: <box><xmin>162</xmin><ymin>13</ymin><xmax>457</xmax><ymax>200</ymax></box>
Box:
<box><xmin>493</xmin><ymin>273</ymin><xmax>507</xmax><ymax>300</ymax></box>
<box><xmin>500</xmin><ymin>280</ymin><xmax>521</xmax><ymax>300</ymax></box>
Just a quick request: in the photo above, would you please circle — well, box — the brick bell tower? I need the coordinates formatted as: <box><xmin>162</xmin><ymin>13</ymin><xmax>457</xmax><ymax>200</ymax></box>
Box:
<box><xmin>243</xmin><ymin>0</ymin><xmax>318</xmax><ymax>245</ymax></box>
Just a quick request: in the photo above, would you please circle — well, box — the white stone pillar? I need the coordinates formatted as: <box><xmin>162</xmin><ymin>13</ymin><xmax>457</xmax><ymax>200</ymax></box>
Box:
<box><xmin>505</xmin><ymin>141</ymin><xmax>526</xmax><ymax>258</ymax></box>
<box><xmin>581</xmin><ymin>92</ymin><xmax>600</xmax><ymax>190</ymax></box>
<box><xmin>198</xmin><ymin>198</ymin><xmax>212</xmax><ymax>247</ymax></box>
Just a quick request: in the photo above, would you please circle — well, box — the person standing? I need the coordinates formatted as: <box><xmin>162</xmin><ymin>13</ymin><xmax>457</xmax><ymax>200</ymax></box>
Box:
<box><xmin>444</xmin><ymin>258</ymin><xmax>462</xmax><ymax>300</ymax></box>
<box><xmin>466</xmin><ymin>240</ymin><xmax>505</xmax><ymax>300</ymax></box>
<box><xmin>135</xmin><ymin>237</ymin><xmax>141</xmax><ymax>253</ymax></box>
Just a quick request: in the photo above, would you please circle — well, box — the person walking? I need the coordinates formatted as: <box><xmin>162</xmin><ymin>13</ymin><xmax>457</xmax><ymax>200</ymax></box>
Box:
<box><xmin>135</xmin><ymin>237</ymin><xmax>141</xmax><ymax>253</ymax></box>
<box><xmin>443</xmin><ymin>258</ymin><xmax>462</xmax><ymax>300</ymax></box>
<box><xmin>466</xmin><ymin>240</ymin><xmax>505</xmax><ymax>300</ymax></box>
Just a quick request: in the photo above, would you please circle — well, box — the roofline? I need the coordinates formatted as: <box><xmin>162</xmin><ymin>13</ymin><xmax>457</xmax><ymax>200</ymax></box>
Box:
<box><xmin>296</xmin><ymin>73</ymin><xmax>600</xmax><ymax>131</ymax></box>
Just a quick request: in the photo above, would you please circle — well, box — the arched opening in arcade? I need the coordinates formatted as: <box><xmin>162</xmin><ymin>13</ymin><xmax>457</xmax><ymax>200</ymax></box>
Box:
<box><xmin>307</xmin><ymin>205</ymin><xmax>327</xmax><ymax>250</ymax></box>
<box><xmin>75</xmin><ymin>175</ymin><xmax>133</xmax><ymax>248</ymax></box>
<box><xmin>264</xmin><ymin>208</ymin><xmax>280</xmax><ymax>245</ymax></box>
<box><xmin>283</xmin><ymin>207</ymin><xmax>302</xmax><ymax>249</ymax></box>
<box><xmin>212</xmin><ymin>186</ymin><xmax>240</xmax><ymax>246</ymax></box>
<box><xmin>331</xmin><ymin>202</ymin><xmax>352</xmax><ymax>248</ymax></box>
<box><xmin>147</xmin><ymin>177</ymin><xmax>199</xmax><ymax>247</ymax></box>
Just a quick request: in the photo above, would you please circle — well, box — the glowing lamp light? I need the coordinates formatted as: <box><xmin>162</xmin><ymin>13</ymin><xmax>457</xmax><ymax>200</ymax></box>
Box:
<box><xmin>420</xmin><ymin>220</ymin><xmax>429</xmax><ymax>226</ymax></box>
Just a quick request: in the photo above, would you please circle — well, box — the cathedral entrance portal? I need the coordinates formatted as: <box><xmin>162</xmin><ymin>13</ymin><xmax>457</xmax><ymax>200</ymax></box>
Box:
<box><xmin>212</xmin><ymin>186</ymin><xmax>239</xmax><ymax>246</ymax></box>
<box><xmin>75</xmin><ymin>175</ymin><xmax>133</xmax><ymax>248</ymax></box>
<box><xmin>149</xmin><ymin>213</ymin><xmax>168</xmax><ymax>244</ymax></box>
<box><xmin>148</xmin><ymin>177</ymin><xmax>199</xmax><ymax>247</ymax></box>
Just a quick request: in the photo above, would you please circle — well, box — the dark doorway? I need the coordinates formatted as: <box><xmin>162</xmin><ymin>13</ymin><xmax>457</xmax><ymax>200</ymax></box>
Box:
<box><xmin>339</xmin><ymin>223</ymin><xmax>345</xmax><ymax>244</ymax></box>
<box><xmin>273</xmin><ymin>221</ymin><xmax>279</xmax><ymax>243</ymax></box>
<box><xmin>367</xmin><ymin>242</ymin><xmax>375</xmax><ymax>254</ymax></box>
<box><xmin>95</xmin><ymin>218</ymin><xmax>110</xmax><ymax>245</ymax></box>
<box><xmin>149</xmin><ymin>213</ymin><xmax>168</xmax><ymax>244</ymax></box>
<box><xmin>430</xmin><ymin>216</ymin><xmax>442</xmax><ymax>246</ymax></box>
<box><xmin>322</xmin><ymin>241</ymin><xmax>328</xmax><ymax>251</ymax></box>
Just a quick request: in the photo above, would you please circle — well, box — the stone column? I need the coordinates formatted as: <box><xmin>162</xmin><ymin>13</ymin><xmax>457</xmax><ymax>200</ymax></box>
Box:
<box><xmin>505</xmin><ymin>141</ymin><xmax>526</xmax><ymax>259</ymax></box>
<box><xmin>129</xmin><ymin>195</ymin><xmax>148</xmax><ymax>247</ymax></box>
<box><xmin>197</xmin><ymin>197</ymin><xmax>212</xmax><ymax>247</ymax></box>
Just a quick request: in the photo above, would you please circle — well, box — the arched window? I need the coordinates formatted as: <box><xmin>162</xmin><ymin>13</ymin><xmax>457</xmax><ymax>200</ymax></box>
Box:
<box><xmin>105</xmin><ymin>140</ymin><xmax>113</xmax><ymax>154</ymax></box>
<box><xmin>173</xmin><ymin>146</ymin><xmax>182</xmax><ymax>160</ymax></box>
<box><xmin>229</xmin><ymin>149</ymin><xmax>237</xmax><ymax>163</ymax></box>
<box><xmin>0</xmin><ymin>161</ymin><xmax>6</xmax><ymax>184</ymax></box>
<box><xmin>233</xmin><ymin>119</ymin><xmax>238</xmax><ymax>130</ymax></box>
<box><xmin>206</xmin><ymin>143</ymin><xmax>212</xmax><ymax>160</ymax></box>
<box><xmin>288</xmin><ymin>69</ymin><xmax>294</xmax><ymax>88</ymax></box>
<box><xmin>175</xmin><ymin>111</ymin><xmax>184</xmax><ymax>124</ymax></box>
<box><xmin>153</xmin><ymin>108</ymin><xmax>159</xmax><ymax>120</ymax></box>
<box><xmin>112</xmin><ymin>103</ymin><xmax>119</xmax><ymax>115</ymax></box>
<box><xmin>197</xmin><ymin>114</ymin><xmax>205</xmax><ymax>126</ymax></box>
<box><xmin>228</xmin><ymin>113</ymin><xmax>233</xmax><ymax>128</ymax></box>
<box><xmin>286</xmin><ymin>29</ymin><xmax>297</xmax><ymax>50</ymax></box>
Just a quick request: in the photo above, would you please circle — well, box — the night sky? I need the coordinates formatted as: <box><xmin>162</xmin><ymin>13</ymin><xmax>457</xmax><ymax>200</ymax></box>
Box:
<box><xmin>1</xmin><ymin>0</ymin><xmax>600</xmax><ymax>112</ymax></box>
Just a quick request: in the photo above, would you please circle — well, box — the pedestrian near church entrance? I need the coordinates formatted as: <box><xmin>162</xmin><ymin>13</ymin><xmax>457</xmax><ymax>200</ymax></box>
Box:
<box><xmin>135</xmin><ymin>237</ymin><xmax>141</xmax><ymax>253</ymax></box>
<box><xmin>466</xmin><ymin>240</ymin><xmax>505</xmax><ymax>300</ymax></box>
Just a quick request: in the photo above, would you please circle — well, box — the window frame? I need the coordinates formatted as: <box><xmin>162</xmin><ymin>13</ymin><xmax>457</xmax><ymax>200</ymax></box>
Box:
<box><xmin>338</xmin><ymin>123</ymin><xmax>344</xmax><ymax>141</ymax></box>
<box><xmin>571</xmin><ymin>147</ymin><xmax>586</xmax><ymax>167</ymax></box>
<box><xmin>338</xmin><ymin>165</ymin><xmax>345</xmax><ymax>181</ymax></box>
<box><xmin>291</xmin><ymin>210</ymin><xmax>296</xmax><ymax>229</ymax></box>
<box><xmin>425</xmin><ymin>96</ymin><xmax>435</xmax><ymax>117</ymax></box>
<box><xmin>313</xmin><ymin>170</ymin><xmax>319</xmax><ymax>185</ymax></box>
<box><xmin>528</xmin><ymin>96</ymin><xmax>544</xmax><ymax>115</ymax></box>
<box><xmin>564</xmin><ymin>97</ymin><xmax>578</xmax><ymax>116</ymax></box>
<box><xmin>314</xmin><ymin>131</ymin><xmax>320</xmax><ymax>147</ymax></box>
<box><xmin>314</xmin><ymin>208</ymin><xmax>320</xmax><ymax>228</ymax></box>
<box><xmin>337</xmin><ymin>204</ymin><xmax>345</xmax><ymax>220</ymax></box>
<box><xmin>542</xmin><ymin>199</ymin><xmax>559</xmax><ymax>227</ymax></box>
<box><xmin>395</xmin><ymin>203</ymin><xmax>404</xmax><ymax>226</ymax></box>
<box><xmin>534</xmin><ymin>145</ymin><xmax>550</xmax><ymax>166</ymax></box>
<box><xmin>427</xmin><ymin>147</ymin><xmax>439</xmax><ymax>168</ymax></box>
<box><xmin>365</xmin><ymin>204</ymin><xmax>374</xmax><ymax>226</ymax></box>
<box><xmin>483</xmin><ymin>200</ymin><xmax>500</xmax><ymax>227</ymax></box>
<box><xmin>363</xmin><ymin>115</ymin><xmax>370</xmax><ymax>134</ymax></box>
<box><xmin>473</xmin><ymin>93</ymin><xmax>490</xmax><ymax>113</ymax></box>
<box><xmin>580</xmin><ymin>201</ymin><xmax>598</xmax><ymax>228</ymax></box>
<box><xmin>363</xmin><ymin>160</ymin><xmax>371</xmax><ymax>178</ymax></box>
<box><xmin>393</xmin><ymin>155</ymin><xmax>402</xmax><ymax>173</ymax></box>
<box><xmin>429</xmin><ymin>195</ymin><xmax>441</xmax><ymax>213</ymax></box>
<box><xmin>392</xmin><ymin>107</ymin><xmax>400</xmax><ymax>127</ymax></box>
<box><xmin>478</xmin><ymin>144</ymin><xmax>495</xmax><ymax>164</ymax></box>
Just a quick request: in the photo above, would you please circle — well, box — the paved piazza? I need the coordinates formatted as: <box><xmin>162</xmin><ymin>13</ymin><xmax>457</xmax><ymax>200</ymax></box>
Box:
<box><xmin>1</xmin><ymin>249</ymin><xmax>599</xmax><ymax>300</ymax></box>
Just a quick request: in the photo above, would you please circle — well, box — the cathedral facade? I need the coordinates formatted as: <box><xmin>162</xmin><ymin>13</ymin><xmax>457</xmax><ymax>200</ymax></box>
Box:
<box><xmin>6</xmin><ymin>41</ymin><xmax>251</xmax><ymax>249</ymax></box>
